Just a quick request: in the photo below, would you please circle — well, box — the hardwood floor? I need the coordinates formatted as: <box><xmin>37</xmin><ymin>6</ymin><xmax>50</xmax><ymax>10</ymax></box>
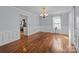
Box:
<box><xmin>0</xmin><ymin>32</ymin><xmax>77</xmax><ymax>53</ymax></box>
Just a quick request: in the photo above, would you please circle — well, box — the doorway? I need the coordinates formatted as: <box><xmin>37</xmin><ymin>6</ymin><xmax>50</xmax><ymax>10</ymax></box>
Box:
<box><xmin>20</xmin><ymin>15</ymin><xmax>27</xmax><ymax>36</ymax></box>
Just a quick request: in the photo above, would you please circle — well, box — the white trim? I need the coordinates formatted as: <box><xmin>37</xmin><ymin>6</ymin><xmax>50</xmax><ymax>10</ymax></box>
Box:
<box><xmin>0</xmin><ymin>30</ymin><xmax>20</xmax><ymax>46</ymax></box>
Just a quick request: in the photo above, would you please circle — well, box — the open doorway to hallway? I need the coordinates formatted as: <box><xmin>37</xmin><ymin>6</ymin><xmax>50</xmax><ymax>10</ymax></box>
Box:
<box><xmin>20</xmin><ymin>15</ymin><xmax>28</xmax><ymax>36</ymax></box>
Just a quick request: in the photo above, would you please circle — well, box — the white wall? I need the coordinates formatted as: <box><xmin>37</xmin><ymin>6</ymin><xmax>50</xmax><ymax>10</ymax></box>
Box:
<box><xmin>39</xmin><ymin>16</ymin><xmax>52</xmax><ymax>32</ymax></box>
<box><xmin>75</xmin><ymin>16</ymin><xmax>79</xmax><ymax>49</ymax></box>
<box><xmin>40</xmin><ymin>13</ymin><xmax>69</xmax><ymax>35</ymax></box>
<box><xmin>0</xmin><ymin>6</ymin><xmax>40</xmax><ymax>46</ymax></box>
<box><xmin>68</xmin><ymin>8</ymin><xmax>75</xmax><ymax>47</ymax></box>
<box><xmin>27</xmin><ymin>14</ymin><xmax>40</xmax><ymax>35</ymax></box>
<box><xmin>61</xmin><ymin>13</ymin><xmax>69</xmax><ymax>34</ymax></box>
<box><xmin>74</xmin><ymin>7</ymin><xmax>79</xmax><ymax>50</ymax></box>
<box><xmin>0</xmin><ymin>7</ymin><xmax>20</xmax><ymax>46</ymax></box>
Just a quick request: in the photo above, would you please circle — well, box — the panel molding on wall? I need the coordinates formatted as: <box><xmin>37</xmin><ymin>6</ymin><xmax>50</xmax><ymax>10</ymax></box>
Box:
<box><xmin>0</xmin><ymin>30</ymin><xmax>20</xmax><ymax>46</ymax></box>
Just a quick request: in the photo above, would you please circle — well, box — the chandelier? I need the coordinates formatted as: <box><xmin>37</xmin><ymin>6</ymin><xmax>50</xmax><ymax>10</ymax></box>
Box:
<box><xmin>40</xmin><ymin>7</ymin><xmax>48</xmax><ymax>18</ymax></box>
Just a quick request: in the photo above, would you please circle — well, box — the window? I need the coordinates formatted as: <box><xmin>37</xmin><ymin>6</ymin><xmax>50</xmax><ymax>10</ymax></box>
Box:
<box><xmin>53</xmin><ymin>16</ymin><xmax>61</xmax><ymax>30</ymax></box>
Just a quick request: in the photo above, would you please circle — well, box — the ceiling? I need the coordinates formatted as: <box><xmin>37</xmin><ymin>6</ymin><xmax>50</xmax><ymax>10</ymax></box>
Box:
<box><xmin>15</xmin><ymin>6</ymin><xmax>73</xmax><ymax>15</ymax></box>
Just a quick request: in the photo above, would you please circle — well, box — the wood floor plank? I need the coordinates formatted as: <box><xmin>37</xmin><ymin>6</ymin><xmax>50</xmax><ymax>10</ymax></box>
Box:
<box><xmin>0</xmin><ymin>32</ymin><xmax>77</xmax><ymax>53</ymax></box>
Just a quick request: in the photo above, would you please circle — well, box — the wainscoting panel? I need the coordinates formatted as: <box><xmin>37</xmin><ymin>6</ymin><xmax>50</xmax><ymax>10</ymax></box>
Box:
<box><xmin>0</xmin><ymin>30</ymin><xmax>20</xmax><ymax>46</ymax></box>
